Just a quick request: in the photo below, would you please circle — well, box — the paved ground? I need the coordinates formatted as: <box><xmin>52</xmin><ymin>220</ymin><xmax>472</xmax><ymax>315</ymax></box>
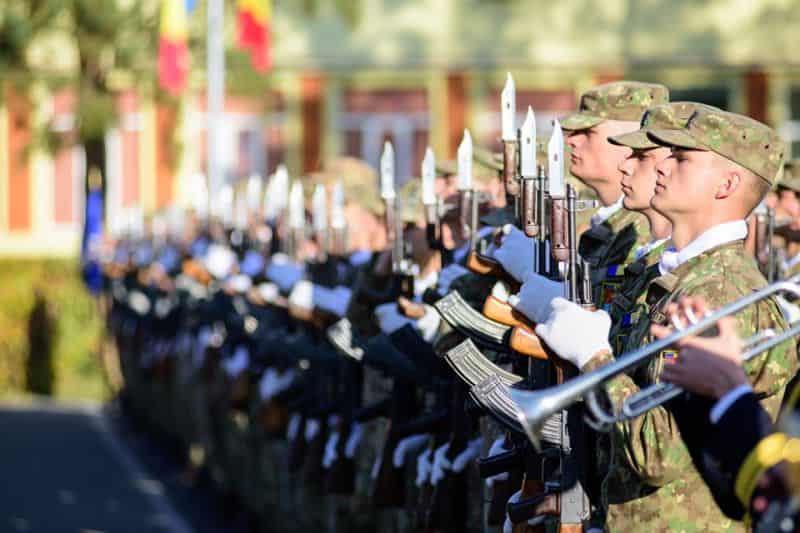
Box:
<box><xmin>0</xmin><ymin>400</ymin><xmax>245</xmax><ymax>533</ymax></box>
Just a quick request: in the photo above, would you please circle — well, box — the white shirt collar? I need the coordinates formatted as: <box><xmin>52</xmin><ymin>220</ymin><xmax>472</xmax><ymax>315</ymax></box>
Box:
<box><xmin>634</xmin><ymin>236</ymin><xmax>671</xmax><ymax>262</ymax></box>
<box><xmin>590</xmin><ymin>196</ymin><xmax>624</xmax><ymax>228</ymax></box>
<box><xmin>658</xmin><ymin>220</ymin><xmax>748</xmax><ymax>275</ymax></box>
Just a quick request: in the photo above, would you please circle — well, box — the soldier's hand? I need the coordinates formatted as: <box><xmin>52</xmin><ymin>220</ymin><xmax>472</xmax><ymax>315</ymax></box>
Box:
<box><xmin>534</xmin><ymin>297</ymin><xmax>612</xmax><ymax>369</ymax></box>
<box><xmin>508</xmin><ymin>272</ymin><xmax>563</xmax><ymax>324</ymax></box>
<box><xmin>493</xmin><ymin>225</ymin><xmax>535</xmax><ymax>283</ymax></box>
<box><xmin>651</xmin><ymin>296</ymin><xmax>748</xmax><ymax>399</ymax></box>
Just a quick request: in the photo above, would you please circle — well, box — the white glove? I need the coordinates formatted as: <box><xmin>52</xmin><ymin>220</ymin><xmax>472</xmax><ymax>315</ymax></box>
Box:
<box><xmin>375</xmin><ymin>302</ymin><xmax>414</xmax><ymax>334</ymax></box>
<box><xmin>415</xmin><ymin>447</ymin><xmax>433</xmax><ymax>487</ymax></box>
<box><xmin>451</xmin><ymin>437</ymin><xmax>482</xmax><ymax>473</ymax></box>
<box><xmin>304</xmin><ymin>418</ymin><xmax>321</xmax><ymax>442</ymax></box>
<box><xmin>259</xmin><ymin>368</ymin><xmax>296</xmax><ymax>401</ymax></box>
<box><xmin>437</xmin><ymin>264</ymin><xmax>470</xmax><ymax>294</ymax></box>
<box><xmin>493</xmin><ymin>225</ymin><xmax>535</xmax><ymax>283</ymax></box>
<box><xmin>430</xmin><ymin>443</ymin><xmax>451</xmax><ymax>485</ymax></box>
<box><xmin>193</xmin><ymin>327</ymin><xmax>213</xmax><ymax>369</ymax></box>
<box><xmin>393</xmin><ymin>434</ymin><xmax>430</xmax><ymax>468</ymax></box>
<box><xmin>288</xmin><ymin>280</ymin><xmax>314</xmax><ymax>310</ymax></box>
<box><xmin>266</xmin><ymin>253</ymin><xmax>304</xmax><ymax>292</ymax></box>
<box><xmin>257</xmin><ymin>282</ymin><xmax>279</xmax><ymax>303</ymax></box>
<box><xmin>484</xmin><ymin>437</ymin><xmax>510</xmax><ymax>488</ymax></box>
<box><xmin>313</xmin><ymin>285</ymin><xmax>352</xmax><ymax>317</ymax></box>
<box><xmin>287</xmin><ymin>413</ymin><xmax>302</xmax><ymax>441</ymax></box>
<box><xmin>322</xmin><ymin>431</ymin><xmax>340</xmax><ymax>469</ymax></box>
<box><xmin>259</xmin><ymin>368</ymin><xmax>278</xmax><ymax>399</ymax></box>
<box><xmin>221</xmin><ymin>345</ymin><xmax>249</xmax><ymax>377</ymax></box>
<box><xmin>370</xmin><ymin>453</ymin><xmax>383</xmax><ymax>480</ymax></box>
<box><xmin>508</xmin><ymin>272</ymin><xmax>564</xmax><ymax>324</ymax></box>
<box><xmin>205</xmin><ymin>244</ymin><xmax>237</xmax><ymax>280</ymax></box>
<box><xmin>535</xmin><ymin>298</ymin><xmax>612</xmax><ymax>369</ymax></box>
<box><xmin>414</xmin><ymin>305</ymin><xmax>441</xmax><ymax>343</ymax></box>
<box><xmin>226</xmin><ymin>274</ymin><xmax>252</xmax><ymax>293</ymax></box>
<box><xmin>345</xmin><ymin>423</ymin><xmax>363</xmax><ymax>459</ymax></box>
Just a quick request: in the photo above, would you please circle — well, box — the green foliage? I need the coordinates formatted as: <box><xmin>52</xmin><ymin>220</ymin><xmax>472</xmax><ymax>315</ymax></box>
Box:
<box><xmin>0</xmin><ymin>260</ymin><xmax>106</xmax><ymax>401</ymax></box>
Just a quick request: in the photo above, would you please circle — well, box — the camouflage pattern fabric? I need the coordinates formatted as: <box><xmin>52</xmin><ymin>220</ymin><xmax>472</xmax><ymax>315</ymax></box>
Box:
<box><xmin>588</xmin><ymin>208</ymin><xmax>651</xmax><ymax>308</ymax></box>
<box><xmin>778</xmin><ymin>159</ymin><xmax>800</xmax><ymax>193</ymax></box>
<box><xmin>582</xmin><ymin>241</ymin><xmax>798</xmax><ymax>532</ymax></box>
<box><xmin>609</xmin><ymin>102</ymin><xmax>720</xmax><ymax>151</ymax></box>
<box><xmin>647</xmin><ymin>108</ymin><xmax>786</xmax><ymax>185</ymax></box>
<box><xmin>561</xmin><ymin>82</ymin><xmax>669</xmax><ymax>131</ymax></box>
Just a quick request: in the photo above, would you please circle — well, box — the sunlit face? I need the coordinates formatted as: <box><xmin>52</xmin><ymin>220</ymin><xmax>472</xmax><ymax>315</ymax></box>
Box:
<box><xmin>479</xmin><ymin>176</ymin><xmax>506</xmax><ymax>209</ymax></box>
<box><xmin>775</xmin><ymin>188</ymin><xmax>800</xmax><ymax>219</ymax></box>
<box><xmin>619</xmin><ymin>147</ymin><xmax>671</xmax><ymax>211</ymax></box>
<box><xmin>566</xmin><ymin>121</ymin><xmax>634</xmax><ymax>188</ymax></box>
<box><xmin>651</xmin><ymin>148</ymin><xmax>719</xmax><ymax>219</ymax></box>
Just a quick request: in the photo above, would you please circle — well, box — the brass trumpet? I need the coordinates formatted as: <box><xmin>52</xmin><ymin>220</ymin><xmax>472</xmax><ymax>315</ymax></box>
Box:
<box><xmin>507</xmin><ymin>275</ymin><xmax>800</xmax><ymax>449</ymax></box>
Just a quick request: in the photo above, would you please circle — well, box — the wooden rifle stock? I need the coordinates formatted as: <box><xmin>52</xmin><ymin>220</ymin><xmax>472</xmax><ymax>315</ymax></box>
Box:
<box><xmin>397</xmin><ymin>296</ymin><xmax>427</xmax><ymax>319</ymax></box>
<box><xmin>466</xmin><ymin>251</ymin><xmax>521</xmax><ymax>290</ymax></box>
<box><xmin>508</xmin><ymin>327</ymin><xmax>549</xmax><ymax>360</ymax></box>
<box><xmin>483</xmin><ymin>295</ymin><xmax>536</xmax><ymax>330</ymax></box>
<box><xmin>508</xmin><ymin>478</ymin><xmax>548</xmax><ymax>533</ymax></box>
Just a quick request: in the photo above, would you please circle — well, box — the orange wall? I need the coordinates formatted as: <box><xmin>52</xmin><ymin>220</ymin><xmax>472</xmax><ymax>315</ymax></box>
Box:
<box><xmin>6</xmin><ymin>87</ymin><xmax>31</xmax><ymax>232</ymax></box>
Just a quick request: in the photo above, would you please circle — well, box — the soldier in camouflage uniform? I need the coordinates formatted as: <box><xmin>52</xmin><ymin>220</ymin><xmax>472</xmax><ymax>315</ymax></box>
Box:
<box><xmin>495</xmin><ymin>82</ymin><xmax>668</xmax><ymax>333</ymax></box>
<box><xmin>534</xmin><ymin>107</ymin><xmax>798</xmax><ymax>532</ymax></box>
<box><xmin>563</xmin><ymin>81</ymin><xmax>669</xmax><ymax>307</ymax></box>
<box><xmin>604</xmin><ymin>102</ymin><xmax>718</xmax><ymax>351</ymax></box>
<box><xmin>651</xmin><ymin>295</ymin><xmax>800</xmax><ymax>530</ymax></box>
<box><xmin>770</xmin><ymin>160</ymin><xmax>800</xmax><ymax>277</ymax></box>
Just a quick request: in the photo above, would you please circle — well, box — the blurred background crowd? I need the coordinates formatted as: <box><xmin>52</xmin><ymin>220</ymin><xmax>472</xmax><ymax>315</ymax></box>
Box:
<box><xmin>2</xmin><ymin>0</ymin><xmax>800</xmax><ymax>400</ymax></box>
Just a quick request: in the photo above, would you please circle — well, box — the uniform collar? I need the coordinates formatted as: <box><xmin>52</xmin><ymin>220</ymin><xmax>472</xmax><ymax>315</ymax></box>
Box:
<box><xmin>658</xmin><ymin>220</ymin><xmax>747</xmax><ymax>275</ymax></box>
<box><xmin>590</xmin><ymin>196</ymin><xmax>624</xmax><ymax>228</ymax></box>
<box><xmin>634</xmin><ymin>236</ymin><xmax>671</xmax><ymax>262</ymax></box>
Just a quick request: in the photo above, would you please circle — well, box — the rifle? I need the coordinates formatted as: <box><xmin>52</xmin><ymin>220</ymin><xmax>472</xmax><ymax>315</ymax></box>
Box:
<box><xmin>754</xmin><ymin>204</ymin><xmax>778</xmax><ymax>282</ymax></box>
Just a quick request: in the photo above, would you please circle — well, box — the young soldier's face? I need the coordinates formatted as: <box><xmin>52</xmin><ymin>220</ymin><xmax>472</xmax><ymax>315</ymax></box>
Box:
<box><xmin>776</xmin><ymin>188</ymin><xmax>800</xmax><ymax>219</ymax></box>
<box><xmin>619</xmin><ymin>147</ymin><xmax>671</xmax><ymax>211</ymax></box>
<box><xmin>566</xmin><ymin>122</ymin><xmax>633</xmax><ymax>186</ymax></box>
<box><xmin>651</xmin><ymin>148</ymin><xmax>718</xmax><ymax>217</ymax></box>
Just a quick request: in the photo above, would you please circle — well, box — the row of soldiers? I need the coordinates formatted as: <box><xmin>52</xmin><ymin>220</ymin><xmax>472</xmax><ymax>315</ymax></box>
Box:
<box><xmin>101</xmin><ymin>79</ymin><xmax>800</xmax><ymax>532</ymax></box>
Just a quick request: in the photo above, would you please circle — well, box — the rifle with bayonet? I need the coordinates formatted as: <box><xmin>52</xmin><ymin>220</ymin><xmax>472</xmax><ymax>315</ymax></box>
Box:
<box><xmin>500</xmin><ymin>115</ymin><xmax>592</xmax><ymax>532</ymax></box>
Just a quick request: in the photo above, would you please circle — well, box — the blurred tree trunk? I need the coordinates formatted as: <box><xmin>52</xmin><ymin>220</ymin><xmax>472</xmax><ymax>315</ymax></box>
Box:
<box><xmin>26</xmin><ymin>290</ymin><xmax>56</xmax><ymax>396</ymax></box>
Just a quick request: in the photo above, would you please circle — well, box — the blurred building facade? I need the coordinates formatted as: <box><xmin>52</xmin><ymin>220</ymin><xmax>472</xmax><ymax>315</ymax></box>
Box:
<box><xmin>2</xmin><ymin>0</ymin><xmax>800</xmax><ymax>256</ymax></box>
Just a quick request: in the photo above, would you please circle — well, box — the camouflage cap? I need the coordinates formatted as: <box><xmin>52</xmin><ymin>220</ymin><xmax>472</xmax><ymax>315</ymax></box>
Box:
<box><xmin>561</xmin><ymin>81</ymin><xmax>669</xmax><ymax>131</ymax></box>
<box><xmin>311</xmin><ymin>157</ymin><xmax>384</xmax><ymax>216</ymax></box>
<box><xmin>609</xmin><ymin>102</ymin><xmax>719</xmax><ymax>150</ymax></box>
<box><xmin>436</xmin><ymin>159</ymin><xmax>457</xmax><ymax>176</ymax></box>
<box><xmin>777</xmin><ymin>159</ymin><xmax>800</xmax><ymax>193</ymax></box>
<box><xmin>398</xmin><ymin>179</ymin><xmax>424</xmax><ymax>224</ymax></box>
<box><xmin>473</xmin><ymin>146</ymin><xmax>503</xmax><ymax>173</ymax></box>
<box><xmin>647</xmin><ymin>109</ymin><xmax>786</xmax><ymax>184</ymax></box>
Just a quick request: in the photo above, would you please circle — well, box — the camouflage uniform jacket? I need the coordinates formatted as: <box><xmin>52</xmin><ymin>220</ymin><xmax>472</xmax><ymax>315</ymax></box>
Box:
<box><xmin>581</xmin><ymin>207</ymin><xmax>651</xmax><ymax>308</ymax></box>
<box><xmin>607</xmin><ymin>239</ymin><xmax>670</xmax><ymax>354</ymax></box>
<box><xmin>582</xmin><ymin>241</ymin><xmax>798</xmax><ymax>532</ymax></box>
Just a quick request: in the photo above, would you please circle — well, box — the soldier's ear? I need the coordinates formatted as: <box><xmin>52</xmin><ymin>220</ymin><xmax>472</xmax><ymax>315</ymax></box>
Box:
<box><xmin>714</xmin><ymin>169</ymin><xmax>742</xmax><ymax>200</ymax></box>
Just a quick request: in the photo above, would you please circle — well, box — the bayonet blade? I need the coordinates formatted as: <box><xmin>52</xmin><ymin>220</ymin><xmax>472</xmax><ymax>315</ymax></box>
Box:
<box><xmin>520</xmin><ymin>106</ymin><xmax>537</xmax><ymax>178</ymax></box>
<box><xmin>264</xmin><ymin>164</ymin><xmax>289</xmax><ymax>219</ymax></box>
<box><xmin>548</xmin><ymin>120</ymin><xmax>565</xmax><ymax>197</ymax></box>
<box><xmin>312</xmin><ymin>183</ymin><xmax>327</xmax><ymax>233</ymax></box>
<box><xmin>246</xmin><ymin>174</ymin><xmax>262</xmax><ymax>210</ymax></box>
<box><xmin>331</xmin><ymin>181</ymin><xmax>345</xmax><ymax>229</ymax></box>
<box><xmin>457</xmin><ymin>129</ymin><xmax>473</xmax><ymax>191</ymax></box>
<box><xmin>422</xmin><ymin>147</ymin><xmax>436</xmax><ymax>206</ymax></box>
<box><xmin>380</xmin><ymin>141</ymin><xmax>395</xmax><ymax>200</ymax></box>
<box><xmin>289</xmin><ymin>182</ymin><xmax>305</xmax><ymax>230</ymax></box>
<box><xmin>501</xmin><ymin>72</ymin><xmax>516</xmax><ymax>142</ymax></box>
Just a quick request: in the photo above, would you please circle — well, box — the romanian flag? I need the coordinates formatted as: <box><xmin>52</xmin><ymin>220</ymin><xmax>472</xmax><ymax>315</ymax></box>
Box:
<box><xmin>158</xmin><ymin>0</ymin><xmax>190</xmax><ymax>94</ymax></box>
<box><xmin>237</xmin><ymin>0</ymin><xmax>272</xmax><ymax>73</ymax></box>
